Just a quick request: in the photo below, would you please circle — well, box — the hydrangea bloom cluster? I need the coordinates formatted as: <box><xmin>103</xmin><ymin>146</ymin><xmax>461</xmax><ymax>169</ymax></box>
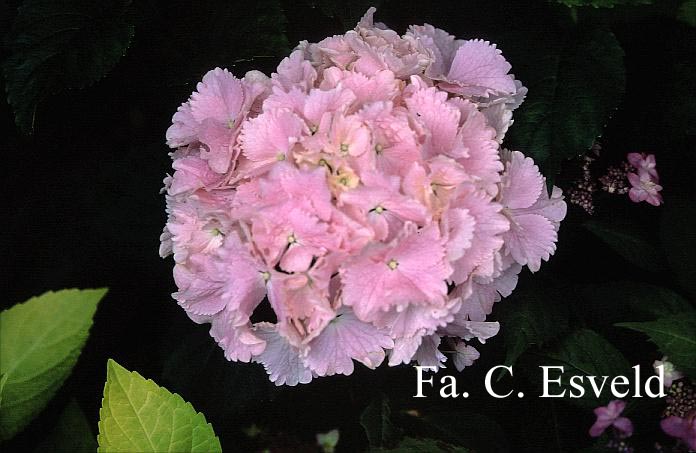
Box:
<box><xmin>160</xmin><ymin>8</ymin><xmax>566</xmax><ymax>386</ymax></box>
<box><xmin>626</xmin><ymin>153</ymin><xmax>663</xmax><ymax>206</ymax></box>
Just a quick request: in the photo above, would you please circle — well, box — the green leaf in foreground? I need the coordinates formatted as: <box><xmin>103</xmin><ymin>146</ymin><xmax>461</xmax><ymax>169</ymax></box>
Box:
<box><xmin>360</xmin><ymin>394</ymin><xmax>403</xmax><ymax>449</ymax></box>
<box><xmin>526</xmin><ymin>329</ymin><xmax>630</xmax><ymax>408</ymax></box>
<box><xmin>617</xmin><ymin>312</ymin><xmax>696</xmax><ymax>378</ymax></box>
<box><xmin>98</xmin><ymin>359</ymin><xmax>222</xmax><ymax>453</ymax></box>
<box><xmin>3</xmin><ymin>0</ymin><xmax>134</xmax><ymax>133</ymax></box>
<box><xmin>34</xmin><ymin>399</ymin><xmax>96</xmax><ymax>453</ymax></box>
<box><xmin>507</xmin><ymin>29</ymin><xmax>625</xmax><ymax>178</ymax></box>
<box><xmin>0</xmin><ymin>374</ymin><xmax>7</xmax><ymax>408</ymax></box>
<box><xmin>0</xmin><ymin>288</ymin><xmax>106</xmax><ymax>440</ymax></box>
<box><xmin>584</xmin><ymin>219</ymin><xmax>665</xmax><ymax>271</ymax></box>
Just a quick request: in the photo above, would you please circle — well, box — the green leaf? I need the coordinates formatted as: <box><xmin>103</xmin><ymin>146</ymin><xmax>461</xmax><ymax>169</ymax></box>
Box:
<box><xmin>0</xmin><ymin>288</ymin><xmax>106</xmax><ymax>440</ymax></box>
<box><xmin>617</xmin><ymin>313</ymin><xmax>696</xmax><ymax>378</ymax></box>
<box><xmin>97</xmin><ymin>359</ymin><xmax>222</xmax><ymax>453</ymax></box>
<box><xmin>575</xmin><ymin>281</ymin><xmax>691</xmax><ymax>326</ymax></box>
<box><xmin>373</xmin><ymin>437</ymin><xmax>469</xmax><ymax>453</ymax></box>
<box><xmin>660</xmin><ymin>198</ymin><xmax>696</xmax><ymax>297</ymax></box>
<box><xmin>678</xmin><ymin>0</ymin><xmax>696</xmax><ymax>26</ymax></box>
<box><xmin>3</xmin><ymin>0</ymin><xmax>134</xmax><ymax>133</ymax></box>
<box><xmin>142</xmin><ymin>0</ymin><xmax>290</xmax><ymax>87</ymax></box>
<box><xmin>584</xmin><ymin>219</ymin><xmax>665</xmax><ymax>271</ymax></box>
<box><xmin>409</xmin><ymin>409</ymin><xmax>509</xmax><ymax>452</ymax></box>
<box><xmin>0</xmin><ymin>374</ymin><xmax>7</xmax><ymax>408</ymax></box>
<box><xmin>507</xmin><ymin>29</ymin><xmax>625</xmax><ymax>178</ymax></box>
<box><xmin>498</xmin><ymin>289</ymin><xmax>569</xmax><ymax>372</ymax></box>
<box><xmin>34</xmin><ymin>399</ymin><xmax>96</xmax><ymax>453</ymax></box>
<box><xmin>360</xmin><ymin>394</ymin><xmax>403</xmax><ymax>449</ymax></box>
<box><xmin>527</xmin><ymin>329</ymin><xmax>631</xmax><ymax>408</ymax></box>
<box><xmin>554</xmin><ymin>0</ymin><xmax>651</xmax><ymax>7</ymax></box>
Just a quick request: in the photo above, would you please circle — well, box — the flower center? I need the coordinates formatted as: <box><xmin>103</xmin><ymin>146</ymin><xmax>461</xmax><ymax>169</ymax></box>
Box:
<box><xmin>340</xmin><ymin>143</ymin><xmax>349</xmax><ymax>154</ymax></box>
<box><xmin>261</xmin><ymin>271</ymin><xmax>271</xmax><ymax>282</ymax></box>
<box><xmin>387</xmin><ymin>259</ymin><xmax>399</xmax><ymax>270</ymax></box>
<box><xmin>276</xmin><ymin>153</ymin><xmax>286</xmax><ymax>161</ymax></box>
<box><xmin>287</xmin><ymin>233</ymin><xmax>297</xmax><ymax>244</ymax></box>
<box><xmin>375</xmin><ymin>143</ymin><xmax>383</xmax><ymax>154</ymax></box>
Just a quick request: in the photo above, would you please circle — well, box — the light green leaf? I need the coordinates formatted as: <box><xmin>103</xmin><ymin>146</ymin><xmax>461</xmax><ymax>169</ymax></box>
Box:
<box><xmin>34</xmin><ymin>399</ymin><xmax>96</xmax><ymax>453</ymax></box>
<box><xmin>507</xmin><ymin>29</ymin><xmax>625</xmax><ymax>178</ymax></box>
<box><xmin>3</xmin><ymin>0</ymin><xmax>134</xmax><ymax>133</ymax></box>
<box><xmin>584</xmin><ymin>219</ymin><xmax>665</xmax><ymax>271</ymax></box>
<box><xmin>0</xmin><ymin>374</ymin><xmax>7</xmax><ymax>408</ymax></box>
<box><xmin>0</xmin><ymin>288</ymin><xmax>106</xmax><ymax>440</ymax></box>
<box><xmin>617</xmin><ymin>312</ymin><xmax>696</xmax><ymax>378</ymax></box>
<box><xmin>98</xmin><ymin>359</ymin><xmax>222</xmax><ymax>453</ymax></box>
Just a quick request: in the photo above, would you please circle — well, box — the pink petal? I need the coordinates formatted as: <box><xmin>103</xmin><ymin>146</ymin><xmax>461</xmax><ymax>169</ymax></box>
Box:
<box><xmin>413</xmin><ymin>334</ymin><xmax>447</xmax><ymax>369</ymax></box>
<box><xmin>254</xmin><ymin>322</ymin><xmax>313</xmax><ymax>386</ymax></box>
<box><xmin>210</xmin><ymin>313</ymin><xmax>266</xmax><ymax>363</ymax></box>
<box><xmin>304</xmin><ymin>308</ymin><xmax>393</xmax><ymax>376</ymax></box>
<box><xmin>189</xmin><ymin>68</ymin><xmax>245</xmax><ymax>125</ymax></box>
<box><xmin>442</xmin><ymin>40</ymin><xmax>516</xmax><ymax>97</ymax></box>
<box><xmin>500</xmin><ymin>150</ymin><xmax>544</xmax><ymax>209</ymax></box>
<box><xmin>504</xmin><ymin>213</ymin><xmax>557</xmax><ymax>272</ymax></box>
<box><xmin>452</xmin><ymin>340</ymin><xmax>480</xmax><ymax>372</ymax></box>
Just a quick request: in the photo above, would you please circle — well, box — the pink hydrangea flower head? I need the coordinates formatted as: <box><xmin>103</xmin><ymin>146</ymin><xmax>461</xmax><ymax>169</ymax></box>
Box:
<box><xmin>589</xmin><ymin>400</ymin><xmax>633</xmax><ymax>438</ymax></box>
<box><xmin>161</xmin><ymin>8</ymin><xmax>563</xmax><ymax>385</ymax></box>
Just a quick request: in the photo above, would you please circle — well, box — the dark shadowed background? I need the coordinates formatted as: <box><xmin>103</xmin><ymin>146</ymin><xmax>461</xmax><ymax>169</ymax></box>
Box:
<box><xmin>2</xmin><ymin>0</ymin><xmax>695</xmax><ymax>451</ymax></box>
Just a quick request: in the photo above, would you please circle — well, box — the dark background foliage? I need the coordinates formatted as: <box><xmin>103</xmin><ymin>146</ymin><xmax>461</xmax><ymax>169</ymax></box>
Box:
<box><xmin>1</xmin><ymin>0</ymin><xmax>695</xmax><ymax>451</ymax></box>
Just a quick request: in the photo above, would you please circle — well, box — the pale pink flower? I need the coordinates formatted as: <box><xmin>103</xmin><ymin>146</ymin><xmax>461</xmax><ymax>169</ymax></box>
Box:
<box><xmin>272</xmin><ymin>50</ymin><xmax>317</xmax><ymax>92</ymax></box>
<box><xmin>172</xmin><ymin>232</ymin><xmax>267</xmax><ymax>318</ymax></box>
<box><xmin>340</xmin><ymin>223</ymin><xmax>451</xmax><ymax>322</ymax></box>
<box><xmin>498</xmin><ymin>150</ymin><xmax>566</xmax><ymax>272</ymax></box>
<box><xmin>627</xmin><ymin>152</ymin><xmax>658</xmax><ymax>179</ymax></box>
<box><xmin>661</xmin><ymin>413</ymin><xmax>696</xmax><ymax>450</ymax></box>
<box><xmin>436</xmin><ymin>40</ymin><xmax>517</xmax><ymax>98</ymax></box>
<box><xmin>254</xmin><ymin>322</ymin><xmax>314</xmax><ymax>386</ymax></box>
<box><xmin>451</xmin><ymin>340</ymin><xmax>480</xmax><ymax>372</ymax></box>
<box><xmin>166</xmin><ymin>68</ymin><xmax>261</xmax><ymax>173</ymax></box>
<box><xmin>628</xmin><ymin>171</ymin><xmax>663</xmax><ymax>206</ymax></box>
<box><xmin>304</xmin><ymin>307</ymin><xmax>394</xmax><ymax>376</ymax></box>
<box><xmin>413</xmin><ymin>334</ymin><xmax>447</xmax><ymax>369</ymax></box>
<box><xmin>589</xmin><ymin>400</ymin><xmax>633</xmax><ymax>438</ymax></box>
<box><xmin>239</xmin><ymin>108</ymin><xmax>306</xmax><ymax>176</ymax></box>
<box><xmin>653</xmin><ymin>357</ymin><xmax>684</xmax><ymax>387</ymax></box>
<box><xmin>210</xmin><ymin>311</ymin><xmax>266</xmax><ymax>363</ymax></box>
<box><xmin>340</xmin><ymin>171</ymin><xmax>428</xmax><ymax>241</ymax></box>
<box><xmin>448</xmin><ymin>187</ymin><xmax>509</xmax><ymax>283</ymax></box>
